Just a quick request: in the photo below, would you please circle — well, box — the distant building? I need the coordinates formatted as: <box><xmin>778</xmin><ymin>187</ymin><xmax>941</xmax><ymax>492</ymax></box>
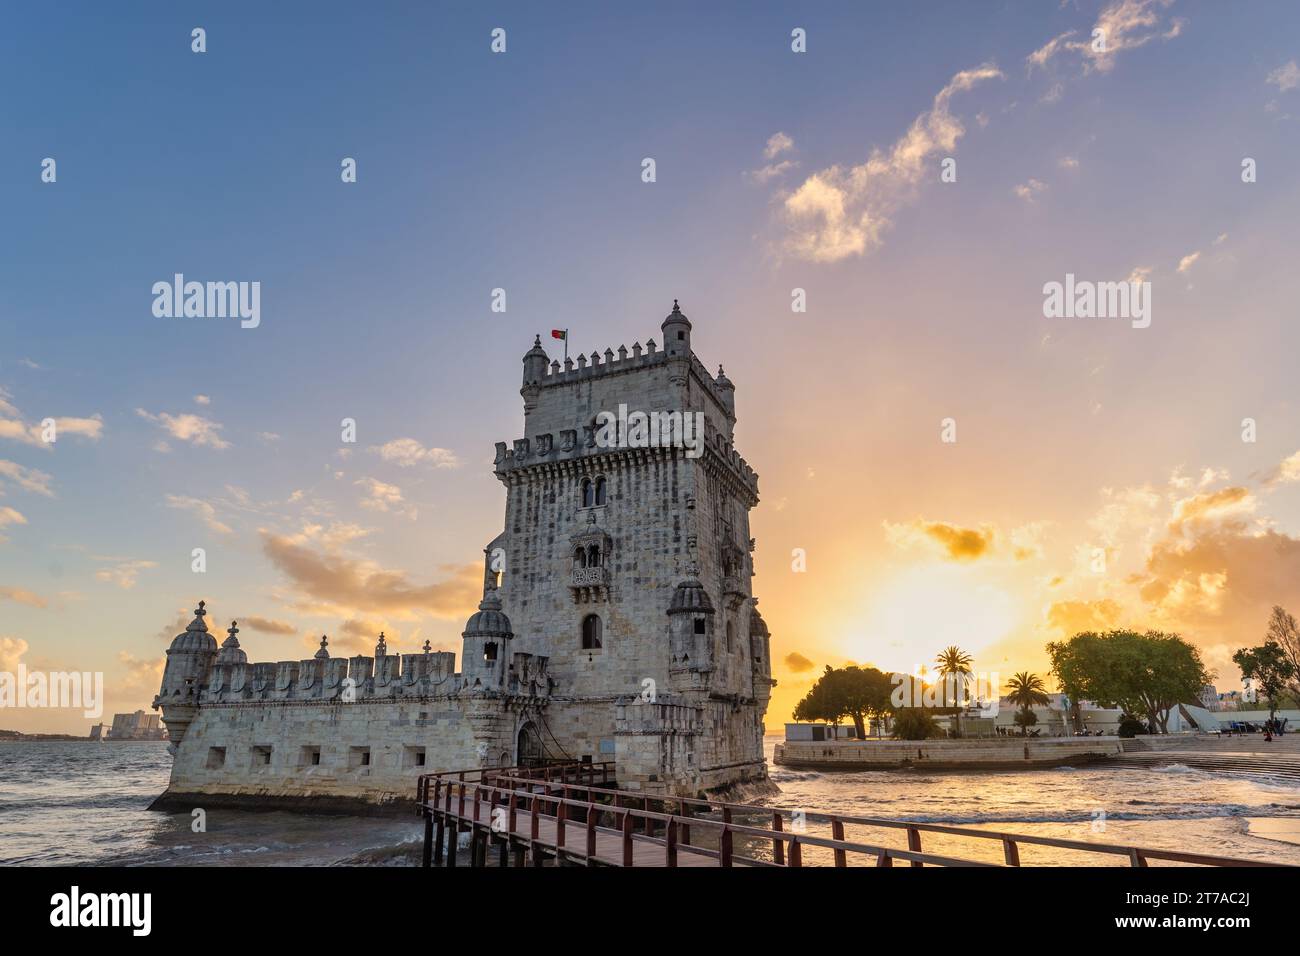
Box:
<box><xmin>784</xmin><ymin>722</ymin><xmax>857</xmax><ymax>742</ymax></box>
<box><xmin>108</xmin><ymin>710</ymin><xmax>167</xmax><ymax>741</ymax></box>
<box><xmin>88</xmin><ymin>723</ymin><xmax>109</xmax><ymax>741</ymax></box>
<box><xmin>1199</xmin><ymin>684</ymin><xmax>1218</xmax><ymax>709</ymax></box>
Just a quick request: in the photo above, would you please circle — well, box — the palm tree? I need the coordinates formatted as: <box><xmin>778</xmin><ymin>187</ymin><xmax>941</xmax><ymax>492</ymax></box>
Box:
<box><xmin>1005</xmin><ymin>672</ymin><xmax>1050</xmax><ymax>737</ymax></box>
<box><xmin>935</xmin><ymin>645</ymin><xmax>973</xmax><ymax>737</ymax></box>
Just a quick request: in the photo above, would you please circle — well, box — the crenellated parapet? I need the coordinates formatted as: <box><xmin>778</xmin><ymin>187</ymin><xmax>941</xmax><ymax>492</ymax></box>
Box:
<box><xmin>493</xmin><ymin>417</ymin><xmax>759</xmax><ymax>499</ymax></box>
<box><xmin>203</xmin><ymin>649</ymin><xmax>460</xmax><ymax>704</ymax></box>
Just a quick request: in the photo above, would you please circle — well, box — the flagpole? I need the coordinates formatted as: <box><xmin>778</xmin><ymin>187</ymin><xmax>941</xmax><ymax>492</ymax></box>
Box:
<box><xmin>564</xmin><ymin>328</ymin><xmax>569</xmax><ymax>363</ymax></box>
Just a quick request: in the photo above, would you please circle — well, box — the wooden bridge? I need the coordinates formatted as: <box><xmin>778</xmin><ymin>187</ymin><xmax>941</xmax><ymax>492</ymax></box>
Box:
<box><xmin>416</xmin><ymin>761</ymin><xmax>1277</xmax><ymax>868</ymax></box>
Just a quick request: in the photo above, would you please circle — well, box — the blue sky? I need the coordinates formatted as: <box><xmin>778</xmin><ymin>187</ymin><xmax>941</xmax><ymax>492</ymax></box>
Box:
<box><xmin>3</xmin><ymin>1</ymin><xmax>1300</xmax><ymax>730</ymax></box>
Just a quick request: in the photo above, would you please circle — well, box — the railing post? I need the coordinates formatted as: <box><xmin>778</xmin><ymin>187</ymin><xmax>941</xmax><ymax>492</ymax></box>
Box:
<box><xmin>876</xmin><ymin>852</ymin><xmax>893</xmax><ymax>867</ymax></box>
<box><xmin>622</xmin><ymin>811</ymin><xmax>634</xmax><ymax>866</ymax></box>
<box><xmin>585</xmin><ymin>811</ymin><xmax>597</xmax><ymax>863</ymax></box>
<box><xmin>422</xmin><ymin>809</ymin><xmax>433</xmax><ymax>868</ymax></box>
<box><xmin>720</xmin><ymin>806</ymin><xmax>734</xmax><ymax>867</ymax></box>
<box><xmin>906</xmin><ymin>826</ymin><xmax>923</xmax><ymax>868</ymax></box>
<box><xmin>1002</xmin><ymin>838</ymin><xmax>1020</xmax><ymax>866</ymax></box>
<box><xmin>1129</xmin><ymin>849</ymin><xmax>1148</xmax><ymax>867</ymax></box>
<box><xmin>556</xmin><ymin>798</ymin><xmax>567</xmax><ymax>851</ymax></box>
<box><xmin>680</xmin><ymin>799</ymin><xmax>692</xmax><ymax>847</ymax></box>
<box><xmin>446</xmin><ymin>816</ymin><xmax>458</xmax><ymax>868</ymax></box>
<box><xmin>789</xmin><ymin>837</ymin><xmax>802</xmax><ymax>867</ymax></box>
<box><xmin>666</xmin><ymin>818</ymin><xmax>678</xmax><ymax>867</ymax></box>
<box><xmin>831</xmin><ymin>817</ymin><xmax>847</xmax><ymax>867</ymax></box>
<box><xmin>772</xmin><ymin>812</ymin><xmax>785</xmax><ymax>865</ymax></box>
<box><xmin>508</xmin><ymin>791</ymin><xmax>518</xmax><ymax>834</ymax></box>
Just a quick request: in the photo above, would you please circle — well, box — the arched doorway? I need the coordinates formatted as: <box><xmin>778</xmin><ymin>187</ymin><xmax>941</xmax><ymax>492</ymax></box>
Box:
<box><xmin>517</xmin><ymin>721</ymin><xmax>543</xmax><ymax>767</ymax></box>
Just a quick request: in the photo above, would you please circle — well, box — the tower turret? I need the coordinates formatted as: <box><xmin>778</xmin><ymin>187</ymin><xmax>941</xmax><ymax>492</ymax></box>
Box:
<box><xmin>215</xmin><ymin>620</ymin><xmax>247</xmax><ymax>665</ymax></box>
<box><xmin>460</xmin><ymin>586</ymin><xmax>513</xmax><ymax>691</ymax></box>
<box><xmin>714</xmin><ymin>364</ymin><xmax>735</xmax><ymax>420</ymax></box>
<box><xmin>661</xmin><ymin>300</ymin><xmax>692</xmax><ymax>357</ymax></box>
<box><xmin>153</xmin><ymin>600</ymin><xmax>218</xmax><ymax>750</ymax></box>
<box><xmin>521</xmin><ymin>335</ymin><xmax>549</xmax><ymax>416</ymax></box>
<box><xmin>667</xmin><ymin>564</ymin><xmax>715</xmax><ymax>690</ymax></box>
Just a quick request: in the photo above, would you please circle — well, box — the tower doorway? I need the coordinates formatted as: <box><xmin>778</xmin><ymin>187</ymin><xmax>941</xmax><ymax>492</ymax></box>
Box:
<box><xmin>517</xmin><ymin>721</ymin><xmax>542</xmax><ymax>767</ymax></box>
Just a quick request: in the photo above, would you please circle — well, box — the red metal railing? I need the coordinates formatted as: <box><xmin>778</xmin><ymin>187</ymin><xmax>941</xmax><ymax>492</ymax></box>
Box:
<box><xmin>416</xmin><ymin>765</ymin><xmax>1280</xmax><ymax>868</ymax></box>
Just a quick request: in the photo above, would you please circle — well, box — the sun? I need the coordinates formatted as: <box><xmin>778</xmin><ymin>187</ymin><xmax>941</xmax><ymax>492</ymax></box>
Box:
<box><xmin>852</xmin><ymin>564</ymin><xmax>1018</xmax><ymax>671</ymax></box>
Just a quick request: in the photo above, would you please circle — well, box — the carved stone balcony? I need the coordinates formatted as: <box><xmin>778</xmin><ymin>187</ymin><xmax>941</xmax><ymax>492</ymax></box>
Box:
<box><xmin>570</xmin><ymin>565</ymin><xmax>610</xmax><ymax>602</ymax></box>
<box><xmin>572</xmin><ymin>566</ymin><xmax>609</xmax><ymax>587</ymax></box>
<box><xmin>722</xmin><ymin>574</ymin><xmax>747</xmax><ymax>610</ymax></box>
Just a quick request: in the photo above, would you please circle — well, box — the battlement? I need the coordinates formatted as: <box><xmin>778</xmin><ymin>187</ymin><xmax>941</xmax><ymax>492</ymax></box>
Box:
<box><xmin>493</xmin><ymin>416</ymin><xmax>759</xmax><ymax>495</ymax></box>
<box><xmin>196</xmin><ymin>648</ymin><xmax>550</xmax><ymax>705</ymax></box>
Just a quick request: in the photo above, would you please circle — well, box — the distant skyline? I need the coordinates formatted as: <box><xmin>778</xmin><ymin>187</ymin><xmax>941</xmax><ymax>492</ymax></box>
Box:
<box><xmin>3</xmin><ymin>1</ymin><xmax>1300</xmax><ymax>732</ymax></box>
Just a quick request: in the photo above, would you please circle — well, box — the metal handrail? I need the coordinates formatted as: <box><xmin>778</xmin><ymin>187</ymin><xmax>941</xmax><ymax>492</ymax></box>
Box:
<box><xmin>417</xmin><ymin>765</ymin><xmax>1280</xmax><ymax>868</ymax></box>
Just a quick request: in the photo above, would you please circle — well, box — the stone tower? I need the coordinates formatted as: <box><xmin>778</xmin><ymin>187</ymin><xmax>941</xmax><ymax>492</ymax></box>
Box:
<box><xmin>489</xmin><ymin>301</ymin><xmax>774</xmax><ymax>795</ymax></box>
<box><xmin>153</xmin><ymin>601</ymin><xmax>218</xmax><ymax>751</ymax></box>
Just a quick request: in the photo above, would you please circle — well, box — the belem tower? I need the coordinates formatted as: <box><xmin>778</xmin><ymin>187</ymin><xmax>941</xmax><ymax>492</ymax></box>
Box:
<box><xmin>151</xmin><ymin>302</ymin><xmax>775</xmax><ymax>811</ymax></box>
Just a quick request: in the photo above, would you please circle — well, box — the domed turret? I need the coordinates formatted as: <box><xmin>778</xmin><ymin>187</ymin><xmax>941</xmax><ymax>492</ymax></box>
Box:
<box><xmin>168</xmin><ymin>600</ymin><xmax>218</xmax><ymax>654</ymax></box>
<box><xmin>661</xmin><ymin>299</ymin><xmax>692</xmax><ymax>357</ymax></box>
<box><xmin>314</xmin><ymin>635</ymin><xmax>330</xmax><ymax>660</ymax></box>
<box><xmin>154</xmin><ymin>600</ymin><xmax>219</xmax><ymax>749</ymax></box>
<box><xmin>461</xmin><ymin>587</ymin><xmax>513</xmax><ymax>689</ymax></box>
<box><xmin>714</xmin><ymin>364</ymin><xmax>735</xmax><ymax>418</ymax></box>
<box><xmin>668</xmin><ymin>570</ymin><xmax>715</xmax><ymax>614</ymax></box>
<box><xmin>668</xmin><ymin>564</ymin><xmax>715</xmax><ymax>682</ymax></box>
<box><xmin>522</xmin><ymin>334</ymin><xmax>549</xmax><ymax>387</ymax></box>
<box><xmin>215</xmin><ymin>620</ymin><xmax>247</xmax><ymax>665</ymax></box>
<box><xmin>463</xmin><ymin>588</ymin><xmax>513</xmax><ymax>638</ymax></box>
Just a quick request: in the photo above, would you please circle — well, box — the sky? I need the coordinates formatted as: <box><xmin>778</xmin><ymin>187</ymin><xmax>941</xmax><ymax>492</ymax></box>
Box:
<box><xmin>3</xmin><ymin>0</ymin><xmax>1300</xmax><ymax>733</ymax></box>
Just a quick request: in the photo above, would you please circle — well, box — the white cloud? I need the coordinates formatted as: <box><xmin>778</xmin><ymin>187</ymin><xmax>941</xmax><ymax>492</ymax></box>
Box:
<box><xmin>778</xmin><ymin>63</ymin><xmax>1004</xmax><ymax>262</ymax></box>
<box><xmin>764</xmin><ymin>132</ymin><xmax>794</xmax><ymax>159</ymax></box>
<box><xmin>1267</xmin><ymin>60</ymin><xmax>1299</xmax><ymax>93</ymax></box>
<box><xmin>370</xmin><ymin>438</ymin><xmax>460</xmax><ymax>469</ymax></box>
<box><xmin>165</xmin><ymin>494</ymin><xmax>234</xmax><ymax>535</ymax></box>
<box><xmin>1014</xmin><ymin>178</ymin><xmax>1048</xmax><ymax>201</ymax></box>
<box><xmin>355</xmin><ymin>477</ymin><xmax>416</xmax><ymax>519</ymax></box>
<box><xmin>193</xmin><ymin>394</ymin><xmax>211</xmax><ymax>406</ymax></box>
<box><xmin>1025</xmin><ymin>1</ymin><xmax>1185</xmax><ymax>80</ymax></box>
<box><xmin>94</xmin><ymin>559</ymin><xmax>159</xmax><ymax>589</ymax></box>
<box><xmin>0</xmin><ymin>387</ymin><xmax>103</xmax><ymax>448</ymax></box>
<box><xmin>1177</xmin><ymin>250</ymin><xmax>1201</xmax><ymax>273</ymax></box>
<box><xmin>0</xmin><ymin>505</ymin><xmax>28</xmax><ymax>540</ymax></box>
<box><xmin>746</xmin><ymin>132</ymin><xmax>799</xmax><ymax>185</ymax></box>
<box><xmin>136</xmin><ymin>408</ymin><xmax>230</xmax><ymax>449</ymax></box>
<box><xmin>1058</xmin><ymin>155</ymin><xmax>1080</xmax><ymax>169</ymax></box>
<box><xmin>0</xmin><ymin>459</ymin><xmax>55</xmax><ymax>497</ymax></box>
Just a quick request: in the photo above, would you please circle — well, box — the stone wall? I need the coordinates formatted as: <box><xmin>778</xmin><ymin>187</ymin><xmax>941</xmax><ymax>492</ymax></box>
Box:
<box><xmin>774</xmin><ymin>737</ymin><xmax>1124</xmax><ymax>771</ymax></box>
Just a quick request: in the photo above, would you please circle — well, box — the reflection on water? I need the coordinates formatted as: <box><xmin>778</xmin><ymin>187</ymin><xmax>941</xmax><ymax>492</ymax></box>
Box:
<box><xmin>1</xmin><ymin>739</ymin><xmax>1297</xmax><ymax>866</ymax></box>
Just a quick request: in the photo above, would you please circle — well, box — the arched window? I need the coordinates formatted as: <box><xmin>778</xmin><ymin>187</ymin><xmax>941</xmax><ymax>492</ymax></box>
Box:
<box><xmin>587</xmin><ymin>544</ymin><xmax>601</xmax><ymax>567</ymax></box>
<box><xmin>581</xmin><ymin>614</ymin><xmax>603</xmax><ymax>650</ymax></box>
<box><xmin>574</xmin><ymin>547</ymin><xmax>587</xmax><ymax>568</ymax></box>
<box><xmin>594</xmin><ymin>477</ymin><xmax>607</xmax><ymax>505</ymax></box>
<box><xmin>581</xmin><ymin>478</ymin><xmax>594</xmax><ymax>507</ymax></box>
<box><xmin>694</xmin><ymin>617</ymin><xmax>706</xmax><ymax>635</ymax></box>
<box><xmin>726</xmin><ymin>621</ymin><xmax>734</xmax><ymax>652</ymax></box>
<box><xmin>483</xmin><ymin>641</ymin><xmax>498</xmax><ymax>663</ymax></box>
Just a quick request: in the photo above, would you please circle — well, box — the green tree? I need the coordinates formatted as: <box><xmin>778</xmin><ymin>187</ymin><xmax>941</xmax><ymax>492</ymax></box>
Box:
<box><xmin>1233</xmin><ymin>641</ymin><xmax>1297</xmax><ymax>728</ymax></box>
<box><xmin>1005</xmin><ymin>672</ymin><xmax>1050</xmax><ymax>737</ymax></box>
<box><xmin>893</xmin><ymin>707</ymin><xmax>940</xmax><ymax>740</ymax></box>
<box><xmin>793</xmin><ymin>664</ymin><xmax>896</xmax><ymax>738</ymax></box>
<box><xmin>934</xmin><ymin>645</ymin><xmax>973</xmax><ymax>712</ymax></box>
<box><xmin>1046</xmin><ymin>630</ymin><xmax>1211</xmax><ymax>734</ymax></box>
<box><xmin>1264</xmin><ymin>606</ymin><xmax>1300</xmax><ymax>706</ymax></box>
